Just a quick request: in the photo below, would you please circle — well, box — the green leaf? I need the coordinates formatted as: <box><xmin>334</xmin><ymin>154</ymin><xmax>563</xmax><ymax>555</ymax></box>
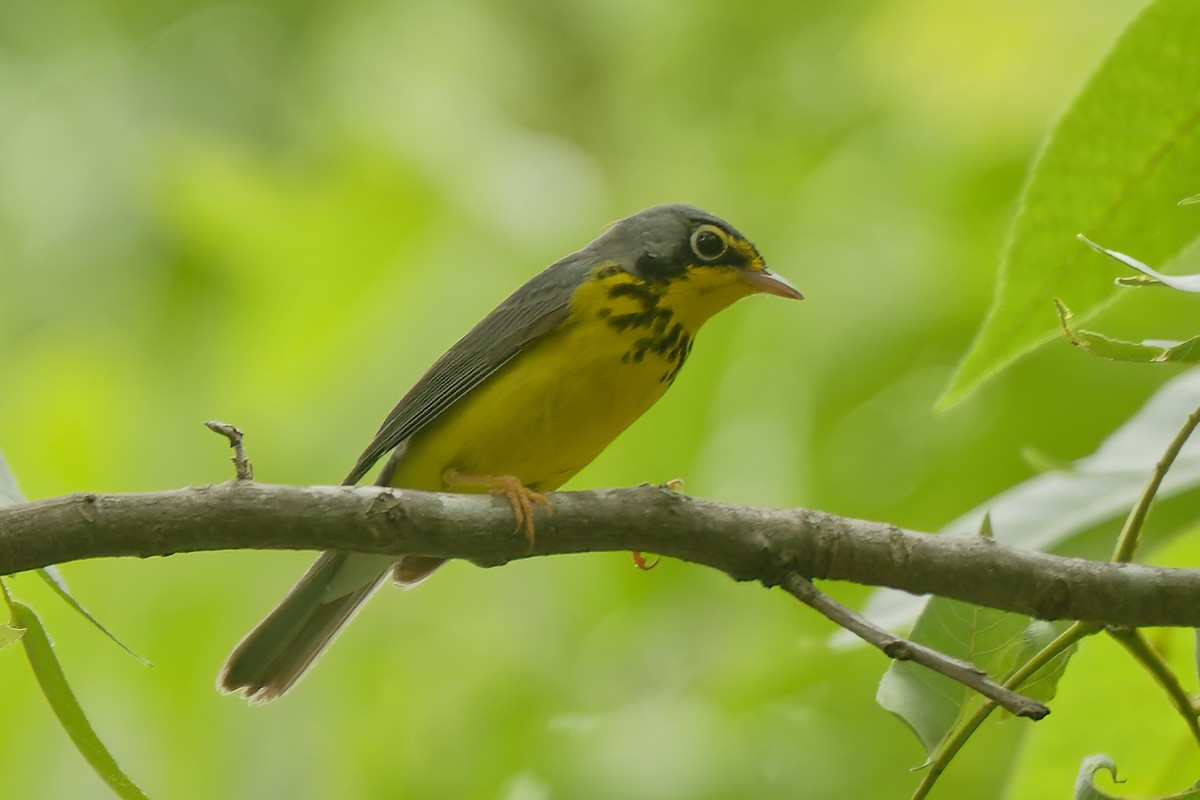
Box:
<box><xmin>941</xmin><ymin>0</ymin><xmax>1200</xmax><ymax>407</ymax></box>
<box><xmin>1078</xmin><ymin>234</ymin><xmax>1200</xmax><ymax>292</ymax></box>
<box><xmin>0</xmin><ymin>450</ymin><xmax>25</xmax><ymax>508</ymax></box>
<box><xmin>0</xmin><ymin>451</ymin><xmax>149</xmax><ymax>662</ymax></box>
<box><xmin>1066</xmin><ymin>330</ymin><xmax>1200</xmax><ymax>363</ymax></box>
<box><xmin>1116</xmin><ymin>274</ymin><xmax>1166</xmax><ymax>287</ymax></box>
<box><xmin>1074</xmin><ymin>755</ymin><xmax>1200</xmax><ymax>800</ymax></box>
<box><xmin>1057</xmin><ymin>299</ymin><xmax>1200</xmax><ymax>363</ymax></box>
<box><xmin>1019</xmin><ymin>445</ymin><xmax>1078</xmax><ymax>475</ymax></box>
<box><xmin>1195</xmin><ymin>629</ymin><xmax>1200</xmax><ymax>685</ymax></box>
<box><xmin>8</xmin><ymin>601</ymin><xmax>151</xmax><ymax>800</ymax></box>
<box><xmin>876</xmin><ymin>599</ymin><xmax>1071</xmax><ymax>754</ymax></box>
<box><xmin>1013</xmin><ymin>621</ymin><xmax>1077</xmax><ymax>702</ymax></box>
<box><xmin>37</xmin><ymin>568</ymin><xmax>152</xmax><ymax>665</ymax></box>
<box><xmin>0</xmin><ymin>620</ymin><xmax>24</xmax><ymax>653</ymax></box>
<box><xmin>1075</xmin><ymin>756</ymin><xmax>1124</xmax><ymax>800</ymax></box>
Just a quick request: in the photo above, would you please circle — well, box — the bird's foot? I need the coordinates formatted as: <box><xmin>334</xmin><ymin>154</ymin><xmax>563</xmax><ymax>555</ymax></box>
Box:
<box><xmin>631</xmin><ymin>551</ymin><xmax>660</xmax><ymax>571</ymax></box>
<box><xmin>631</xmin><ymin>478</ymin><xmax>684</xmax><ymax>569</ymax></box>
<box><xmin>442</xmin><ymin>471</ymin><xmax>549</xmax><ymax>544</ymax></box>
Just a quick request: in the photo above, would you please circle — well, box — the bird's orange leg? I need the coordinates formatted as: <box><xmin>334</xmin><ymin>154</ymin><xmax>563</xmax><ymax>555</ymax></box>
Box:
<box><xmin>442</xmin><ymin>470</ymin><xmax>549</xmax><ymax>544</ymax></box>
<box><xmin>632</xmin><ymin>478</ymin><xmax>684</xmax><ymax>570</ymax></box>
<box><xmin>631</xmin><ymin>551</ymin><xmax>660</xmax><ymax>571</ymax></box>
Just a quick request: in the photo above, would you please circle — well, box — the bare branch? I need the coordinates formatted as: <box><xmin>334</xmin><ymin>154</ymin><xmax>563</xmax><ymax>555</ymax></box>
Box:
<box><xmin>780</xmin><ymin>574</ymin><xmax>1048</xmax><ymax>719</ymax></box>
<box><xmin>2</xmin><ymin>483</ymin><xmax>1200</xmax><ymax>630</ymax></box>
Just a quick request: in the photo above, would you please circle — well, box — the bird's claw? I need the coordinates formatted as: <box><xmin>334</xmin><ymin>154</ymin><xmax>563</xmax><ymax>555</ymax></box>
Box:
<box><xmin>630</xmin><ymin>479</ymin><xmax>681</xmax><ymax>568</ymax></box>
<box><xmin>443</xmin><ymin>470</ymin><xmax>548</xmax><ymax>545</ymax></box>
<box><xmin>631</xmin><ymin>551</ymin><xmax>660</xmax><ymax>571</ymax></box>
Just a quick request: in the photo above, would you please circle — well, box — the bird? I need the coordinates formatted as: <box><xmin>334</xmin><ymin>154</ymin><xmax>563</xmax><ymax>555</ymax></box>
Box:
<box><xmin>219</xmin><ymin>204</ymin><xmax>801</xmax><ymax>701</ymax></box>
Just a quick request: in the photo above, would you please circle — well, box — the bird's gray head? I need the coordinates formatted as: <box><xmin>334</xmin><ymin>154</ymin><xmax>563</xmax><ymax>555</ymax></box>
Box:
<box><xmin>581</xmin><ymin>204</ymin><xmax>801</xmax><ymax>300</ymax></box>
<box><xmin>586</xmin><ymin>204</ymin><xmax>754</xmax><ymax>282</ymax></box>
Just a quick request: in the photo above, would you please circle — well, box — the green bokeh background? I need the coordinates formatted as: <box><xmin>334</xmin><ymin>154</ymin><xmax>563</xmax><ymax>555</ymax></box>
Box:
<box><xmin>4</xmin><ymin>1</ymin><xmax>1194</xmax><ymax>798</ymax></box>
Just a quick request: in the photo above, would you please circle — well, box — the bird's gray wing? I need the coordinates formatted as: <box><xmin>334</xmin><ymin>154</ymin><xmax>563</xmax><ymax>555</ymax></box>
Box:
<box><xmin>342</xmin><ymin>255</ymin><xmax>597</xmax><ymax>485</ymax></box>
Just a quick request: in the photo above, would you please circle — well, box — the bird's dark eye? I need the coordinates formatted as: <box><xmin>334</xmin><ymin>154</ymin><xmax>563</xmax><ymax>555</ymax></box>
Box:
<box><xmin>690</xmin><ymin>225</ymin><xmax>728</xmax><ymax>261</ymax></box>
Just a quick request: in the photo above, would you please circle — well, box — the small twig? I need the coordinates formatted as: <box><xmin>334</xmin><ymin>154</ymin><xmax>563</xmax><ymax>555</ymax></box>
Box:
<box><xmin>910</xmin><ymin>620</ymin><xmax>1098</xmax><ymax>800</ymax></box>
<box><xmin>1107</xmin><ymin>626</ymin><xmax>1200</xmax><ymax>751</ymax></box>
<box><xmin>204</xmin><ymin>421</ymin><xmax>253</xmax><ymax>481</ymax></box>
<box><xmin>1112</xmin><ymin>404</ymin><xmax>1200</xmax><ymax>563</ymax></box>
<box><xmin>778</xmin><ymin>574</ymin><xmax>1049</xmax><ymax>720</ymax></box>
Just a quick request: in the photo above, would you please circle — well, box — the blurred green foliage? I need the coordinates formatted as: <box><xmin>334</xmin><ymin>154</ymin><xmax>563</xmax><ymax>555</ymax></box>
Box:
<box><xmin>6</xmin><ymin>0</ymin><xmax>1198</xmax><ymax>798</ymax></box>
<box><xmin>944</xmin><ymin>0</ymin><xmax>1200</xmax><ymax>404</ymax></box>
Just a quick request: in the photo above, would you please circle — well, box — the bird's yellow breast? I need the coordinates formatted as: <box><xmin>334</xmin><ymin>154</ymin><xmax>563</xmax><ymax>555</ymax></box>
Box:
<box><xmin>386</xmin><ymin>265</ymin><xmax>754</xmax><ymax>493</ymax></box>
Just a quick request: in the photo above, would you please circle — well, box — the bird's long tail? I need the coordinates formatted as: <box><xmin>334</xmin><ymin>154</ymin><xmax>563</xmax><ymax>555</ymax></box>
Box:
<box><xmin>219</xmin><ymin>551</ymin><xmax>397</xmax><ymax>702</ymax></box>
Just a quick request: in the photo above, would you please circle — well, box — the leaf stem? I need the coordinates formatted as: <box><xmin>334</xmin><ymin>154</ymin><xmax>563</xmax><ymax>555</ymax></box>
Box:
<box><xmin>1106</xmin><ymin>626</ymin><xmax>1200</xmax><ymax>751</ymax></box>
<box><xmin>1112</xmin><ymin>404</ymin><xmax>1200</xmax><ymax>563</ymax></box>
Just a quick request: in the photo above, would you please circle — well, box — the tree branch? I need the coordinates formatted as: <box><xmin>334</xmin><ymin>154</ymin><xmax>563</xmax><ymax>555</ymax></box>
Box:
<box><xmin>2</xmin><ymin>482</ymin><xmax>1200</xmax><ymax>629</ymax></box>
<box><xmin>780</xmin><ymin>574</ymin><xmax>1049</xmax><ymax>719</ymax></box>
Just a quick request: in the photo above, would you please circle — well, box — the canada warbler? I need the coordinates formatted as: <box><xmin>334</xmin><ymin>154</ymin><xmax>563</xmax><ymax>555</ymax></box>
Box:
<box><xmin>220</xmin><ymin>204</ymin><xmax>801</xmax><ymax>701</ymax></box>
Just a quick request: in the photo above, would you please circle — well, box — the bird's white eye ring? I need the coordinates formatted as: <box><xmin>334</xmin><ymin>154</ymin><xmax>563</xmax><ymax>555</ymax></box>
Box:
<box><xmin>690</xmin><ymin>224</ymin><xmax>728</xmax><ymax>261</ymax></box>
